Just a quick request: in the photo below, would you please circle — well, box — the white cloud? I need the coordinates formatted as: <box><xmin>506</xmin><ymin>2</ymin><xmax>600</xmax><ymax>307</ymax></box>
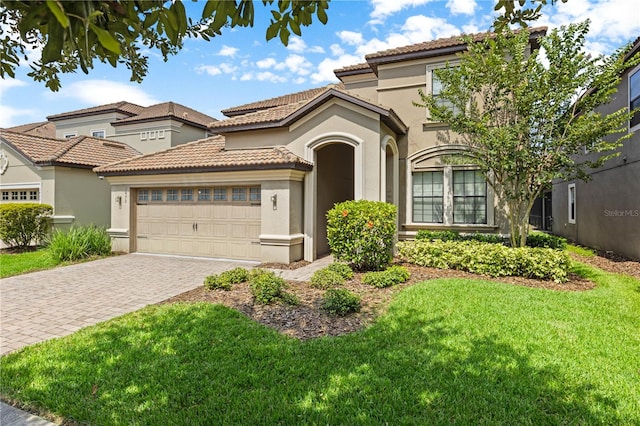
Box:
<box><xmin>337</xmin><ymin>31</ymin><xmax>364</xmax><ymax>46</ymax></box>
<box><xmin>369</xmin><ymin>0</ymin><xmax>435</xmax><ymax>22</ymax></box>
<box><xmin>0</xmin><ymin>78</ymin><xmax>27</xmax><ymax>97</ymax></box>
<box><xmin>256</xmin><ymin>58</ymin><xmax>277</xmax><ymax>69</ymax></box>
<box><xmin>311</xmin><ymin>54</ymin><xmax>360</xmax><ymax>84</ymax></box>
<box><xmin>239</xmin><ymin>71</ymin><xmax>288</xmax><ymax>83</ymax></box>
<box><xmin>287</xmin><ymin>37</ymin><xmax>325</xmax><ymax>54</ymax></box>
<box><xmin>330</xmin><ymin>44</ymin><xmax>345</xmax><ymax>56</ymax></box>
<box><xmin>276</xmin><ymin>54</ymin><xmax>312</xmax><ymax>75</ymax></box>
<box><xmin>218</xmin><ymin>45</ymin><xmax>239</xmax><ymax>57</ymax></box>
<box><xmin>447</xmin><ymin>0</ymin><xmax>477</xmax><ymax>15</ymax></box>
<box><xmin>57</xmin><ymin>80</ymin><xmax>159</xmax><ymax>106</ymax></box>
<box><xmin>0</xmin><ymin>104</ymin><xmax>37</xmax><ymax>127</ymax></box>
<box><xmin>196</xmin><ymin>63</ymin><xmax>237</xmax><ymax>76</ymax></box>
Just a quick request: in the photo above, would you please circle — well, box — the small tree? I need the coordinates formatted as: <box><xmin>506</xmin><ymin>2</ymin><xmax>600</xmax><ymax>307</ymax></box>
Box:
<box><xmin>0</xmin><ymin>203</ymin><xmax>52</xmax><ymax>249</ymax></box>
<box><xmin>326</xmin><ymin>200</ymin><xmax>397</xmax><ymax>271</ymax></box>
<box><xmin>416</xmin><ymin>21</ymin><xmax>638</xmax><ymax>247</ymax></box>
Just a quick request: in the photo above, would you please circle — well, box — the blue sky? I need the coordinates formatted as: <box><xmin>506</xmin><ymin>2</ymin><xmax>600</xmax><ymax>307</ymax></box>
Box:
<box><xmin>1</xmin><ymin>0</ymin><xmax>638</xmax><ymax>127</ymax></box>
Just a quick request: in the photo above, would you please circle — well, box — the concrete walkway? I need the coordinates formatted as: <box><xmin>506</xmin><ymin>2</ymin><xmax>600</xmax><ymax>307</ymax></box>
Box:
<box><xmin>0</xmin><ymin>253</ymin><xmax>332</xmax><ymax>425</ymax></box>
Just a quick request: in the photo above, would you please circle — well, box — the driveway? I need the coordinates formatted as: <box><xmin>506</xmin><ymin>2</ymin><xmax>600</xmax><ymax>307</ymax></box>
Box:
<box><xmin>0</xmin><ymin>253</ymin><xmax>255</xmax><ymax>355</ymax></box>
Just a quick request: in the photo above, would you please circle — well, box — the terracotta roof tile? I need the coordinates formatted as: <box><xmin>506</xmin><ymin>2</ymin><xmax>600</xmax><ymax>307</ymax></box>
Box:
<box><xmin>333</xmin><ymin>62</ymin><xmax>373</xmax><ymax>76</ymax></box>
<box><xmin>0</xmin><ymin>130</ymin><xmax>140</xmax><ymax>168</ymax></box>
<box><xmin>5</xmin><ymin>121</ymin><xmax>57</xmax><ymax>138</ymax></box>
<box><xmin>365</xmin><ymin>26</ymin><xmax>547</xmax><ymax>62</ymax></box>
<box><xmin>210</xmin><ymin>85</ymin><xmax>407</xmax><ymax>135</ymax></box>
<box><xmin>94</xmin><ymin>136</ymin><xmax>312</xmax><ymax>175</ymax></box>
<box><xmin>221</xmin><ymin>84</ymin><xmax>345</xmax><ymax>117</ymax></box>
<box><xmin>112</xmin><ymin>102</ymin><xmax>217</xmax><ymax>128</ymax></box>
<box><xmin>47</xmin><ymin>101</ymin><xmax>144</xmax><ymax>120</ymax></box>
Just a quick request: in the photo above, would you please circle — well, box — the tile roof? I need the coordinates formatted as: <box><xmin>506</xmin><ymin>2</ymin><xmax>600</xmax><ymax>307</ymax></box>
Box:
<box><xmin>112</xmin><ymin>102</ymin><xmax>217</xmax><ymax>129</ymax></box>
<box><xmin>5</xmin><ymin>121</ymin><xmax>56</xmax><ymax>138</ymax></box>
<box><xmin>333</xmin><ymin>62</ymin><xmax>373</xmax><ymax>77</ymax></box>
<box><xmin>47</xmin><ymin>101</ymin><xmax>144</xmax><ymax>120</ymax></box>
<box><xmin>363</xmin><ymin>26</ymin><xmax>547</xmax><ymax>72</ymax></box>
<box><xmin>94</xmin><ymin>136</ymin><xmax>313</xmax><ymax>175</ymax></box>
<box><xmin>0</xmin><ymin>130</ymin><xmax>140</xmax><ymax>168</ymax></box>
<box><xmin>210</xmin><ymin>85</ymin><xmax>407</xmax><ymax>135</ymax></box>
<box><xmin>221</xmin><ymin>84</ymin><xmax>345</xmax><ymax>117</ymax></box>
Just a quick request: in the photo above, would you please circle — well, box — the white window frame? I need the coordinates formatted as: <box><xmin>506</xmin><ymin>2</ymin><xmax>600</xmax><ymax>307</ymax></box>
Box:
<box><xmin>629</xmin><ymin>63</ymin><xmax>640</xmax><ymax>133</ymax></box>
<box><xmin>0</xmin><ymin>183</ymin><xmax>41</xmax><ymax>203</ymax></box>
<box><xmin>568</xmin><ymin>183</ymin><xmax>576</xmax><ymax>224</ymax></box>
<box><xmin>158</xmin><ymin>129</ymin><xmax>166</xmax><ymax>139</ymax></box>
<box><xmin>90</xmin><ymin>129</ymin><xmax>106</xmax><ymax>138</ymax></box>
<box><xmin>140</xmin><ymin>132</ymin><xmax>148</xmax><ymax>140</ymax></box>
<box><xmin>426</xmin><ymin>62</ymin><xmax>460</xmax><ymax>121</ymax></box>
<box><xmin>63</xmin><ymin>132</ymin><xmax>77</xmax><ymax>139</ymax></box>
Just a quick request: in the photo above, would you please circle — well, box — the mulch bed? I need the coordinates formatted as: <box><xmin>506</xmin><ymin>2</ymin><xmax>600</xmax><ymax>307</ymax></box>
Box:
<box><xmin>160</xmin><ymin>257</ymin><xmax>616</xmax><ymax>340</ymax></box>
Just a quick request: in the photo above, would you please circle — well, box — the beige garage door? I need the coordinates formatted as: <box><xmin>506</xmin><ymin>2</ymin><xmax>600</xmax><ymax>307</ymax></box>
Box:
<box><xmin>136</xmin><ymin>186</ymin><xmax>261</xmax><ymax>260</ymax></box>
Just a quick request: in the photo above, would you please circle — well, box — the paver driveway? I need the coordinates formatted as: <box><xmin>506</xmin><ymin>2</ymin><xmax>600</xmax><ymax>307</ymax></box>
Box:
<box><xmin>0</xmin><ymin>253</ymin><xmax>254</xmax><ymax>355</ymax></box>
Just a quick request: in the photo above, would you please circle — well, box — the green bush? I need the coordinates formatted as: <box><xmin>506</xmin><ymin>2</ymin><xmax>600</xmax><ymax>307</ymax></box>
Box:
<box><xmin>397</xmin><ymin>240</ymin><xmax>571</xmax><ymax>283</ymax></box>
<box><xmin>362</xmin><ymin>265</ymin><xmax>411</xmax><ymax>288</ymax></box>
<box><xmin>326</xmin><ymin>262</ymin><xmax>354</xmax><ymax>280</ymax></box>
<box><xmin>204</xmin><ymin>268</ymin><xmax>249</xmax><ymax>290</ymax></box>
<box><xmin>321</xmin><ymin>288</ymin><xmax>361</xmax><ymax>316</ymax></box>
<box><xmin>526</xmin><ymin>232</ymin><xmax>567</xmax><ymax>250</ymax></box>
<box><xmin>463</xmin><ymin>232</ymin><xmax>504</xmax><ymax>244</ymax></box>
<box><xmin>48</xmin><ymin>225</ymin><xmax>112</xmax><ymax>262</ymax></box>
<box><xmin>248</xmin><ymin>269</ymin><xmax>297</xmax><ymax>305</ymax></box>
<box><xmin>326</xmin><ymin>200</ymin><xmax>397</xmax><ymax>271</ymax></box>
<box><xmin>415</xmin><ymin>229</ymin><xmax>461</xmax><ymax>241</ymax></box>
<box><xmin>0</xmin><ymin>203</ymin><xmax>52</xmax><ymax>249</ymax></box>
<box><xmin>311</xmin><ymin>268</ymin><xmax>346</xmax><ymax>289</ymax></box>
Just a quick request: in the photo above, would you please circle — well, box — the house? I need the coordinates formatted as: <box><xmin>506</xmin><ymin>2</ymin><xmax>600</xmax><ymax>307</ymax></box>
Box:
<box><xmin>0</xmin><ymin>130</ymin><xmax>139</xmax><ymax>230</ymax></box>
<box><xmin>95</xmin><ymin>28</ymin><xmax>546</xmax><ymax>264</ymax></box>
<box><xmin>552</xmin><ymin>37</ymin><xmax>640</xmax><ymax>260</ymax></box>
<box><xmin>47</xmin><ymin>101</ymin><xmax>217</xmax><ymax>154</ymax></box>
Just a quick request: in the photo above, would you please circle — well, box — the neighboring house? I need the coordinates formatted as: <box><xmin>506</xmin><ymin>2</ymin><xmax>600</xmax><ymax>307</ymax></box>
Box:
<box><xmin>0</xmin><ymin>130</ymin><xmax>139</xmax><ymax>230</ymax></box>
<box><xmin>47</xmin><ymin>101</ymin><xmax>217</xmax><ymax>154</ymax></box>
<box><xmin>95</xmin><ymin>28</ymin><xmax>546</xmax><ymax>264</ymax></box>
<box><xmin>6</xmin><ymin>121</ymin><xmax>57</xmax><ymax>138</ymax></box>
<box><xmin>552</xmin><ymin>37</ymin><xmax>640</xmax><ymax>260</ymax></box>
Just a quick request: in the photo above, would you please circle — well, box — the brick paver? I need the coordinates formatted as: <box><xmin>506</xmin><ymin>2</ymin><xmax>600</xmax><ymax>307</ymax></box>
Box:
<box><xmin>0</xmin><ymin>253</ymin><xmax>255</xmax><ymax>355</ymax></box>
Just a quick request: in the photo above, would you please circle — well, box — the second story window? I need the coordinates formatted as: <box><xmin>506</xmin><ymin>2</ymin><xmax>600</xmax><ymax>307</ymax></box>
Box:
<box><xmin>427</xmin><ymin>64</ymin><xmax>460</xmax><ymax>119</ymax></box>
<box><xmin>630</xmin><ymin>66</ymin><xmax>640</xmax><ymax>130</ymax></box>
<box><xmin>91</xmin><ymin>129</ymin><xmax>106</xmax><ymax>138</ymax></box>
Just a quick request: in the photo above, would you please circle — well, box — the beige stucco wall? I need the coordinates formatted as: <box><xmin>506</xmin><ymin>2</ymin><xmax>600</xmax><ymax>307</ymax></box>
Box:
<box><xmin>112</xmin><ymin>120</ymin><xmax>210</xmax><ymax>154</ymax></box>
<box><xmin>105</xmin><ymin>169</ymin><xmax>307</xmax><ymax>263</ymax></box>
<box><xmin>52</xmin><ymin>112</ymin><xmax>130</xmax><ymax>139</ymax></box>
<box><xmin>53</xmin><ymin>167</ymin><xmax>112</xmax><ymax>228</ymax></box>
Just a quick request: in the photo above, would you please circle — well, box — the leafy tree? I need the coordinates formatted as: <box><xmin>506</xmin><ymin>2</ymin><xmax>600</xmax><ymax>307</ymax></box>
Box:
<box><xmin>0</xmin><ymin>0</ymin><xmax>329</xmax><ymax>91</ymax></box>
<box><xmin>493</xmin><ymin>0</ymin><xmax>567</xmax><ymax>29</ymax></box>
<box><xmin>416</xmin><ymin>22</ymin><xmax>639</xmax><ymax>247</ymax></box>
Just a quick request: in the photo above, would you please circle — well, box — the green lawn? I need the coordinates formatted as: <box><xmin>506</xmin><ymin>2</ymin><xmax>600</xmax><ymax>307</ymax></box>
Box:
<box><xmin>0</xmin><ymin>249</ymin><xmax>58</xmax><ymax>278</ymax></box>
<box><xmin>1</xmin><ymin>264</ymin><xmax>639</xmax><ymax>425</ymax></box>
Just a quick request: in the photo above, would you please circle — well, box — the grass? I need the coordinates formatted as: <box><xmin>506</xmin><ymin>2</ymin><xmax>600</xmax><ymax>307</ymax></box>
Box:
<box><xmin>567</xmin><ymin>243</ymin><xmax>597</xmax><ymax>257</ymax></box>
<box><xmin>1</xmin><ymin>263</ymin><xmax>639</xmax><ymax>424</ymax></box>
<box><xmin>0</xmin><ymin>249</ymin><xmax>58</xmax><ymax>278</ymax></box>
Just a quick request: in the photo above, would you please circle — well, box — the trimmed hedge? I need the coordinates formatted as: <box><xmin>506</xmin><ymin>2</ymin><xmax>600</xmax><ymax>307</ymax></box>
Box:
<box><xmin>322</xmin><ymin>288</ymin><xmax>361</xmax><ymax>316</ymax></box>
<box><xmin>526</xmin><ymin>232</ymin><xmax>567</xmax><ymax>250</ymax></box>
<box><xmin>362</xmin><ymin>265</ymin><xmax>411</xmax><ymax>288</ymax></box>
<box><xmin>204</xmin><ymin>267</ymin><xmax>250</xmax><ymax>290</ymax></box>
<box><xmin>327</xmin><ymin>200</ymin><xmax>397</xmax><ymax>271</ymax></box>
<box><xmin>415</xmin><ymin>230</ymin><xmax>504</xmax><ymax>245</ymax></box>
<box><xmin>0</xmin><ymin>203</ymin><xmax>52</xmax><ymax>249</ymax></box>
<box><xmin>397</xmin><ymin>240</ymin><xmax>571</xmax><ymax>283</ymax></box>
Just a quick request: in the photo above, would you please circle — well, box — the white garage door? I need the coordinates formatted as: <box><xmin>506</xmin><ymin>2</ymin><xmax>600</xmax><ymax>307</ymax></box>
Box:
<box><xmin>136</xmin><ymin>186</ymin><xmax>261</xmax><ymax>260</ymax></box>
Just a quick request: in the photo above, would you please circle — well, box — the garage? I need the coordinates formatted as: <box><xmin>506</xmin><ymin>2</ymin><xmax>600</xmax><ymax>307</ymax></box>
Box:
<box><xmin>135</xmin><ymin>186</ymin><xmax>261</xmax><ymax>260</ymax></box>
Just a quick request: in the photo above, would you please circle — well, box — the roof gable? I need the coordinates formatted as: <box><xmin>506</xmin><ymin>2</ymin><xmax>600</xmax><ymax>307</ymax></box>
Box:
<box><xmin>47</xmin><ymin>101</ymin><xmax>144</xmax><ymax>121</ymax></box>
<box><xmin>94</xmin><ymin>135</ymin><xmax>312</xmax><ymax>175</ymax></box>
<box><xmin>210</xmin><ymin>85</ymin><xmax>407</xmax><ymax>135</ymax></box>
<box><xmin>111</xmin><ymin>102</ymin><xmax>217</xmax><ymax>129</ymax></box>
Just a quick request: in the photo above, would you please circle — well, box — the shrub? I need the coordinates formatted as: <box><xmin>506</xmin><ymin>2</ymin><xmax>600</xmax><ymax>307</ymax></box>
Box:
<box><xmin>415</xmin><ymin>229</ymin><xmax>461</xmax><ymax>242</ymax></box>
<box><xmin>204</xmin><ymin>268</ymin><xmax>249</xmax><ymax>291</ymax></box>
<box><xmin>362</xmin><ymin>265</ymin><xmax>411</xmax><ymax>288</ymax></box>
<box><xmin>526</xmin><ymin>232</ymin><xmax>567</xmax><ymax>250</ymax></box>
<box><xmin>326</xmin><ymin>200</ymin><xmax>397</xmax><ymax>271</ymax></box>
<box><xmin>248</xmin><ymin>269</ymin><xmax>297</xmax><ymax>305</ymax></box>
<box><xmin>397</xmin><ymin>240</ymin><xmax>571</xmax><ymax>283</ymax></box>
<box><xmin>463</xmin><ymin>232</ymin><xmax>504</xmax><ymax>244</ymax></box>
<box><xmin>326</xmin><ymin>262</ymin><xmax>354</xmax><ymax>280</ymax></box>
<box><xmin>48</xmin><ymin>225</ymin><xmax>112</xmax><ymax>262</ymax></box>
<box><xmin>0</xmin><ymin>203</ymin><xmax>52</xmax><ymax>249</ymax></box>
<box><xmin>311</xmin><ymin>268</ymin><xmax>346</xmax><ymax>289</ymax></box>
<box><xmin>322</xmin><ymin>288</ymin><xmax>361</xmax><ymax>316</ymax></box>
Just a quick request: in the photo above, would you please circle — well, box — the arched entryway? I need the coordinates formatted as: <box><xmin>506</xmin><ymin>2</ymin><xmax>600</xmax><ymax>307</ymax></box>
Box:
<box><xmin>315</xmin><ymin>143</ymin><xmax>354</xmax><ymax>256</ymax></box>
<box><xmin>304</xmin><ymin>133</ymin><xmax>362</xmax><ymax>261</ymax></box>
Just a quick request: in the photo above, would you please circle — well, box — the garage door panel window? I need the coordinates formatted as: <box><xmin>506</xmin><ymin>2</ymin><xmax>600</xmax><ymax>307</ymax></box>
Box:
<box><xmin>181</xmin><ymin>189</ymin><xmax>194</xmax><ymax>201</ymax></box>
<box><xmin>232</xmin><ymin>187</ymin><xmax>247</xmax><ymax>201</ymax></box>
<box><xmin>214</xmin><ymin>187</ymin><xmax>227</xmax><ymax>201</ymax></box>
<box><xmin>167</xmin><ymin>189</ymin><xmax>179</xmax><ymax>201</ymax></box>
<box><xmin>151</xmin><ymin>189</ymin><xmax>163</xmax><ymax>202</ymax></box>
<box><xmin>198</xmin><ymin>188</ymin><xmax>211</xmax><ymax>201</ymax></box>
<box><xmin>136</xmin><ymin>186</ymin><xmax>261</xmax><ymax>206</ymax></box>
